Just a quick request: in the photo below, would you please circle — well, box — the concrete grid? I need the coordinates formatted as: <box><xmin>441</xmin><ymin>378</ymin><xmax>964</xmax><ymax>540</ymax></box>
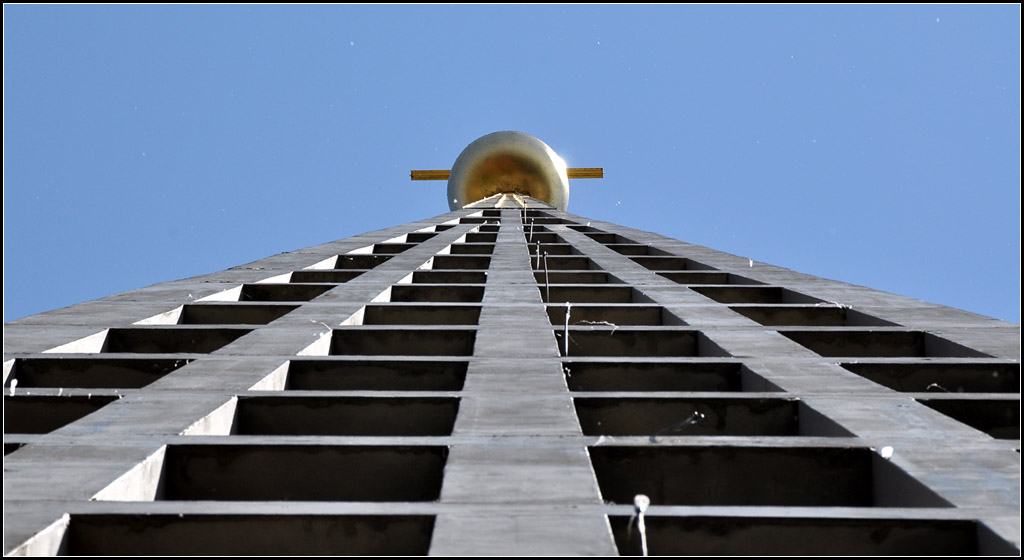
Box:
<box><xmin>3</xmin><ymin>195</ymin><xmax>1020</xmax><ymax>555</ymax></box>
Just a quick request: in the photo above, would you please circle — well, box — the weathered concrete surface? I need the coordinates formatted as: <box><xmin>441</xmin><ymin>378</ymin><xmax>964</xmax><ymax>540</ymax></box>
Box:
<box><xmin>4</xmin><ymin>199</ymin><xmax>1019</xmax><ymax>555</ymax></box>
<box><xmin>432</xmin><ymin>211</ymin><xmax>613</xmax><ymax>553</ymax></box>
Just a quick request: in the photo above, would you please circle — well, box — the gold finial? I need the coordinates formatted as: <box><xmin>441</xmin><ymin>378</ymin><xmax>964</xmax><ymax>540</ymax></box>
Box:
<box><xmin>411</xmin><ymin>131</ymin><xmax>602</xmax><ymax>211</ymax></box>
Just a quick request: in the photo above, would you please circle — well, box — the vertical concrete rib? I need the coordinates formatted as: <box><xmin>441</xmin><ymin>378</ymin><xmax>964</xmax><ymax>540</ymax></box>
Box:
<box><xmin>4</xmin><ymin>196</ymin><xmax>1018</xmax><ymax>555</ymax></box>
<box><xmin>548</xmin><ymin>207</ymin><xmax>1021</xmax><ymax>552</ymax></box>
<box><xmin>430</xmin><ymin>208</ymin><xmax>616</xmax><ymax>555</ymax></box>
<box><xmin>2</xmin><ymin>214</ymin><xmax>484</xmax><ymax>555</ymax></box>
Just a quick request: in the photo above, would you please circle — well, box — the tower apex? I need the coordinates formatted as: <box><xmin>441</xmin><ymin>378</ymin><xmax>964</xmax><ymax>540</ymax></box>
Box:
<box><xmin>448</xmin><ymin>131</ymin><xmax>570</xmax><ymax>211</ymax></box>
<box><xmin>411</xmin><ymin>131</ymin><xmax>602</xmax><ymax>211</ymax></box>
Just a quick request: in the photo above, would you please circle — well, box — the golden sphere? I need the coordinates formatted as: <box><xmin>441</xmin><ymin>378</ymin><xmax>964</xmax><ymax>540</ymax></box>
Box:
<box><xmin>447</xmin><ymin>131</ymin><xmax>570</xmax><ymax>211</ymax></box>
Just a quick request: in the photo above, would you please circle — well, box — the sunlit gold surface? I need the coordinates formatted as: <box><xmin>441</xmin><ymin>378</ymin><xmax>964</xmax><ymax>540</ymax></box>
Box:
<box><xmin>567</xmin><ymin>168</ymin><xmax>603</xmax><ymax>179</ymax></box>
<box><xmin>412</xmin><ymin>168</ymin><xmax>602</xmax><ymax>181</ymax></box>
<box><xmin>410</xmin><ymin>170</ymin><xmax>451</xmax><ymax>180</ymax></box>
<box><xmin>447</xmin><ymin>131</ymin><xmax>571</xmax><ymax>211</ymax></box>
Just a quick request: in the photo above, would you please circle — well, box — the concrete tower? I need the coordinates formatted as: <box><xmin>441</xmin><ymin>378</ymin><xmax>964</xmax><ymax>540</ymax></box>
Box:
<box><xmin>4</xmin><ymin>133</ymin><xmax>1020</xmax><ymax>555</ymax></box>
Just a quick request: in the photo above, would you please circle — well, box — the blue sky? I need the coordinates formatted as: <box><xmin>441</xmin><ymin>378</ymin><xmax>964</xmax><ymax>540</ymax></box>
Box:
<box><xmin>4</xmin><ymin>5</ymin><xmax>1020</xmax><ymax>323</ymax></box>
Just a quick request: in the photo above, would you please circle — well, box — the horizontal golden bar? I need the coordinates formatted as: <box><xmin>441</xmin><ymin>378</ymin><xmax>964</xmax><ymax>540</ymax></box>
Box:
<box><xmin>567</xmin><ymin>168</ymin><xmax>603</xmax><ymax>179</ymax></box>
<box><xmin>410</xmin><ymin>170</ymin><xmax>451</xmax><ymax>180</ymax></box>
<box><xmin>411</xmin><ymin>168</ymin><xmax>603</xmax><ymax>180</ymax></box>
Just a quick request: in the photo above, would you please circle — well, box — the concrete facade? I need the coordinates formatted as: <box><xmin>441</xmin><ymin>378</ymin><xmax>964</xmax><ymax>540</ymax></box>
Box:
<box><xmin>3</xmin><ymin>195</ymin><xmax>1020</xmax><ymax>555</ymax></box>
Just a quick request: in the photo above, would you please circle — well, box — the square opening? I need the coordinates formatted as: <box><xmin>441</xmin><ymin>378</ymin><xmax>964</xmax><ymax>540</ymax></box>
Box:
<box><xmin>330</xmin><ymin>329</ymin><xmax>476</xmax><ymax>356</ymax></box>
<box><xmin>534</xmin><ymin>256</ymin><xmax>595</xmax><ymax>271</ymax></box>
<box><xmin>153</xmin><ymin>444</ymin><xmax>447</xmax><ymax>501</ymax></box>
<box><xmin>405</xmin><ymin>232</ymin><xmax>437</xmax><ymax>243</ymax></box>
<box><xmin>449</xmin><ymin>244</ymin><xmax>494</xmax><ymax>255</ymax></box>
<box><xmin>465</xmin><ymin>232</ymin><xmax>497</xmax><ymax>243</ymax></box>
<box><xmin>4</xmin><ymin>395</ymin><xmax>118</xmax><ymax>433</ymax></box>
<box><xmin>233</xmin><ymin>396</ymin><xmax>459</xmax><ymax>436</ymax></box>
<box><xmin>431</xmin><ymin>256</ymin><xmax>491</xmax><ymax>270</ymax></box>
<box><xmin>179</xmin><ymin>304</ymin><xmax>298</xmax><ymax>325</ymax></box>
<box><xmin>547</xmin><ymin>305</ymin><xmax>681</xmax><ymax>326</ymax></box>
<box><xmin>630</xmin><ymin>257</ymin><xmax>716</xmax><ymax>271</ymax></box>
<box><xmin>840</xmin><ymin>362</ymin><xmax>1021</xmax><ymax>393</ymax></box>
<box><xmin>285</xmin><ymin>359</ymin><xmax>467</xmax><ymax>391</ymax></box>
<box><xmin>390</xmin><ymin>285</ymin><xmax>485</xmax><ymax>303</ymax></box>
<box><xmin>239</xmin><ymin>284</ymin><xmax>333</xmax><ymax>302</ymax></box>
<box><xmin>607</xmin><ymin>516</ymin><xmax>984</xmax><ymax>556</ymax></box>
<box><xmin>372</xmin><ymin>243</ymin><xmax>415</xmax><ymax>255</ymax></box>
<box><xmin>101</xmin><ymin>327</ymin><xmax>251</xmax><ymax>354</ymax></box>
<box><xmin>780</xmin><ymin>330</ymin><xmax>992</xmax><ymax>358</ymax></box>
<box><xmin>522</xmin><ymin>232</ymin><xmax>563</xmax><ymax>244</ymax></box>
<box><xmin>289</xmin><ymin>270</ymin><xmax>364</xmax><ymax>284</ymax></box>
<box><xmin>562</xmin><ymin>361</ymin><xmax>773</xmax><ymax>392</ymax></box>
<box><xmin>583</xmin><ymin>232</ymin><xmax>619</xmax><ymax>243</ymax></box>
<box><xmin>528</xmin><ymin>243</ymin><xmax>576</xmax><ymax>256</ymax></box>
<box><xmin>691</xmin><ymin>286</ymin><xmax>822</xmax><ymax>304</ymax></box>
<box><xmin>5</xmin><ymin>358</ymin><xmax>190</xmax><ymax>389</ymax></box>
<box><xmin>556</xmin><ymin>329</ymin><xmax>728</xmax><ymax>357</ymax></box>
<box><xmin>364</xmin><ymin>243</ymin><xmax>410</xmax><ymax>255</ymax></box>
<box><xmin>730</xmin><ymin>306</ymin><xmax>897</xmax><ymax>327</ymax></box>
<box><xmin>658</xmin><ymin>272</ymin><xmax>763</xmax><ymax>285</ymax></box>
<box><xmin>333</xmin><ymin>254</ymin><xmax>393</xmax><ymax>269</ymax></box>
<box><xmin>413</xmin><ymin>270</ymin><xmax>487</xmax><ymax>284</ymax></box>
<box><xmin>534</xmin><ymin>271</ymin><xmax>612</xmax><ymax>284</ymax></box>
<box><xmin>363</xmin><ymin>305</ymin><xmax>481</xmax><ymax>325</ymax></box>
<box><xmin>62</xmin><ymin>514</ymin><xmax>435</xmax><ymax>556</ymax></box>
<box><xmin>610</xmin><ymin>245</ymin><xmax>659</xmax><ymax>255</ymax></box>
<box><xmin>575</xmin><ymin>398</ymin><xmax>850</xmax><ymax>437</ymax></box>
<box><xmin>917</xmin><ymin>398</ymin><xmax>1020</xmax><ymax>439</ymax></box>
<box><xmin>589</xmin><ymin>446</ymin><xmax>950</xmax><ymax>507</ymax></box>
<box><xmin>61</xmin><ymin>514</ymin><xmax>435</xmax><ymax>555</ymax></box>
<box><xmin>541</xmin><ymin>286</ymin><xmax>642</xmax><ymax>304</ymax></box>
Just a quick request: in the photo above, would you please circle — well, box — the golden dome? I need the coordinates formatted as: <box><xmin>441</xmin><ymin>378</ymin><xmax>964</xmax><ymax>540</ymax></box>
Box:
<box><xmin>447</xmin><ymin>131</ymin><xmax>570</xmax><ymax>211</ymax></box>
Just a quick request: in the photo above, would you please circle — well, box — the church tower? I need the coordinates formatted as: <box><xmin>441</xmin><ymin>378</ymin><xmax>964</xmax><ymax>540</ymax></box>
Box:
<box><xmin>4</xmin><ymin>132</ymin><xmax>1019</xmax><ymax>555</ymax></box>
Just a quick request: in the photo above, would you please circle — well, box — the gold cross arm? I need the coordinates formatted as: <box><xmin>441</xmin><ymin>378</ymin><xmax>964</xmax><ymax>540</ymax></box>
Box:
<box><xmin>411</xmin><ymin>168</ymin><xmax>603</xmax><ymax>180</ymax></box>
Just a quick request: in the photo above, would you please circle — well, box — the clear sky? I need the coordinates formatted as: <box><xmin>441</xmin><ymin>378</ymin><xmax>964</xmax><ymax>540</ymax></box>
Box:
<box><xmin>4</xmin><ymin>5</ymin><xmax>1020</xmax><ymax>324</ymax></box>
